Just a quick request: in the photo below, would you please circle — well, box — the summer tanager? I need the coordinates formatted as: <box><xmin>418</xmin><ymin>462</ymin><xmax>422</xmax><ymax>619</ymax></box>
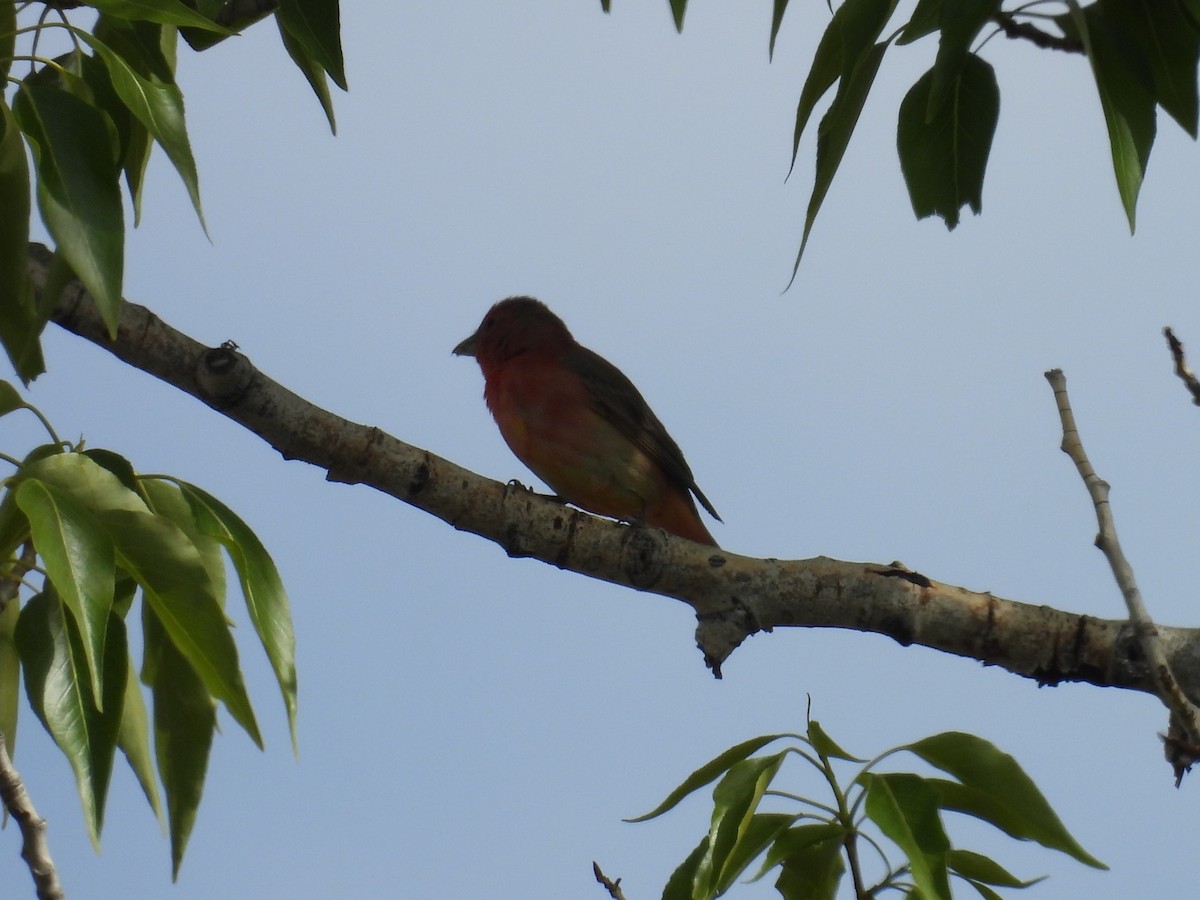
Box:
<box><xmin>454</xmin><ymin>296</ymin><xmax>721</xmax><ymax>546</ymax></box>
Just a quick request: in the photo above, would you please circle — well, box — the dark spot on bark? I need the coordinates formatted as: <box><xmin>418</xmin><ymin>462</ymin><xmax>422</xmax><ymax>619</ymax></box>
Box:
<box><xmin>408</xmin><ymin>460</ymin><xmax>430</xmax><ymax>496</ymax></box>
<box><xmin>877</xmin><ymin>566</ymin><xmax>932</xmax><ymax>588</ymax></box>
<box><xmin>880</xmin><ymin>610</ymin><xmax>915</xmax><ymax>647</ymax></box>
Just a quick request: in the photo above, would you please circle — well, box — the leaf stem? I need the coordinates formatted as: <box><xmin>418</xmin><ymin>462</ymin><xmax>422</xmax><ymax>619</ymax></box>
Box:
<box><xmin>812</xmin><ymin>736</ymin><xmax>869</xmax><ymax>898</ymax></box>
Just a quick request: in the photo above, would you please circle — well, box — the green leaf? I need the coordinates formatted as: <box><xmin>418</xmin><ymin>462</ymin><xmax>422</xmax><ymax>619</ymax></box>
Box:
<box><xmin>863</xmin><ymin>772</ymin><xmax>952</xmax><ymax>900</ymax></box>
<box><xmin>774</xmin><ymin>832</ymin><xmax>845</xmax><ymax>900</ymax></box>
<box><xmin>751</xmin><ymin>822</ymin><xmax>846</xmax><ymax>881</ymax></box>
<box><xmin>898</xmin><ymin>54</ymin><xmax>999</xmax><ymax>229</ymax></box>
<box><xmin>835</xmin><ymin>0</ymin><xmax>899</xmax><ymax>75</ymax></box>
<box><xmin>94</xmin><ymin>15</ymin><xmax>178</xmax><ymax>84</ymax></box>
<box><xmin>12</xmin><ymin>84</ymin><xmax>124</xmax><ymax>337</ymax></box>
<box><xmin>770</xmin><ymin>0</ymin><xmax>791</xmax><ymax>60</ymax></box>
<box><xmin>16</xmin><ymin>479</ymin><xmax>116</xmax><ymax>707</ymax></box>
<box><xmin>0</xmin><ymin>457</ymin><xmax>42</xmax><ymax>564</ymax></box>
<box><xmin>1063</xmin><ymin>1</ymin><xmax>1157</xmax><ymax>231</ymax></box>
<box><xmin>0</xmin><ymin>446</ymin><xmax>71</xmax><ymax>559</ymax></box>
<box><xmin>662</xmin><ymin>835</ymin><xmax>709</xmax><ymax>900</ymax></box>
<box><xmin>697</xmin><ymin>753</ymin><xmax>787</xmax><ymax>895</ymax></box>
<box><xmin>0</xmin><ymin>498</ymin><xmax>30</xmax><ymax>570</ymax></box>
<box><xmin>179</xmin><ymin>0</ymin><xmax>269</xmax><ymax>50</ymax></box>
<box><xmin>86</xmin><ymin>0</ymin><xmax>232</xmax><ymax>33</ymax></box>
<box><xmin>106</xmin><ymin>573</ymin><xmax>157</xmax><ymax>830</ymax></box>
<box><xmin>111</xmin><ymin>573</ymin><xmax>138</xmax><ymax>618</ymax></box>
<box><xmin>141</xmin><ymin>480</ymin><xmax>225</xmax><ymax>603</ymax></box>
<box><xmin>907</xmin><ymin>731</ymin><xmax>1106</xmax><ymax>868</ymax></box>
<box><xmin>1100</xmin><ymin>0</ymin><xmax>1199</xmax><ymax>137</ymax></box>
<box><xmin>72</xmin><ymin>29</ymin><xmax>205</xmax><ymax>233</ymax></box>
<box><xmin>143</xmin><ymin>602</ymin><xmax>215</xmax><ymax>879</ymax></box>
<box><xmin>626</xmin><ymin>733</ymin><xmax>793</xmax><ymax>821</ymax></box>
<box><xmin>278</xmin><ymin>16</ymin><xmax>337</xmax><ymax>134</ymax></box>
<box><xmin>0</xmin><ymin>379</ymin><xmax>24</xmax><ymax>417</ymax></box>
<box><xmin>277</xmin><ymin>0</ymin><xmax>347</xmax><ymax>90</ymax></box>
<box><xmin>122</xmin><ymin>120</ymin><xmax>154</xmax><ymax>223</ymax></box>
<box><xmin>0</xmin><ymin>100</ymin><xmax>43</xmax><ymax>383</ymax></box>
<box><xmin>712</xmin><ymin>812</ymin><xmax>796</xmax><ymax>893</ymax></box>
<box><xmin>91</xmin><ymin>16</ymin><xmax>178</xmax><ymax>220</ymax></box>
<box><xmin>947</xmin><ymin>848</ymin><xmax>1043</xmax><ymax>888</ymax></box>
<box><xmin>791</xmin><ymin>40</ymin><xmax>889</xmax><ymax>279</ymax></box>
<box><xmin>0</xmin><ymin>0</ymin><xmax>14</xmax><ymax>84</ymax></box>
<box><xmin>17</xmin><ymin>452</ymin><xmax>149</xmax><ymax>515</ymax></box>
<box><xmin>926</xmin><ymin>0</ymin><xmax>999</xmax><ymax>119</ymax></box>
<box><xmin>935</xmin><ymin>777</ymin><xmax>1104</xmax><ymax>871</ymax></box>
<box><xmin>792</xmin><ymin>0</ymin><xmax>898</xmax><ymax>172</ymax></box>
<box><xmin>118</xmin><ymin>643</ymin><xmax>164</xmax><ymax>824</ymax></box>
<box><xmin>101</xmin><ymin>507</ymin><xmax>262</xmax><ymax>748</ymax></box>
<box><xmin>669</xmin><ymin>0</ymin><xmax>687</xmax><ymax>31</ymax></box>
<box><xmin>23</xmin><ymin>49</ymin><xmax>84</xmax><ymax>92</ymax></box>
<box><xmin>179</xmin><ymin>481</ymin><xmax>297</xmax><ymax>752</ymax></box>
<box><xmin>16</xmin><ymin>591</ymin><xmax>126</xmax><ymax>848</ymax></box>
<box><xmin>78</xmin><ymin>50</ymin><xmax>137</xmax><ymax>181</ymax></box>
<box><xmin>791</xmin><ymin>15</ymin><xmax>841</xmax><ymax>174</ymax></box>
<box><xmin>808</xmin><ymin>719</ymin><xmax>862</xmax><ymax>761</ymax></box>
<box><xmin>81</xmin><ymin>447</ymin><xmax>140</xmax><ymax>494</ymax></box>
<box><xmin>898</xmin><ymin>0</ymin><xmax>944</xmax><ymax>45</ymax></box>
<box><xmin>0</xmin><ymin>597</ymin><xmax>19</xmax><ymax>753</ymax></box>
<box><xmin>960</xmin><ymin>879</ymin><xmax>1005</xmax><ymax>900</ymax></box>
<box><xmin>35</xmin><ymin>250</ymin><xmax>78</xmax><ymax>324</ymax></box>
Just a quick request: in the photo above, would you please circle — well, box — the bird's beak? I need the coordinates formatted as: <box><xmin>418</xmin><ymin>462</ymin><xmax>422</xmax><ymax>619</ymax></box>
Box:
<box><xmin>452</xmin><ymin>332</ymin><xmax>478</xmax><ymax>357</ymax></box>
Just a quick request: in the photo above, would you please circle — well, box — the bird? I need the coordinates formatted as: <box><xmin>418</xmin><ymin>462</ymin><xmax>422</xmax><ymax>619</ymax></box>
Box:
<box><xmin>453</xmin><ymin>296</ymin><xmax>721</xmax><ymax>546</ymax></box>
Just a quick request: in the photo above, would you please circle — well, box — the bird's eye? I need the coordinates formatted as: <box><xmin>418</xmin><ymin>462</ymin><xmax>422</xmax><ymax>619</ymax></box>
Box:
<box><xmin>484</xmin><ymin>316</ymin><xmax>494</xmax><ymax>329</ymax></box>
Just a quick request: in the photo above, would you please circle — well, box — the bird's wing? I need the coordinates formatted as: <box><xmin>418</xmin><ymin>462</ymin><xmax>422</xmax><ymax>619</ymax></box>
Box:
<box><xmin>565</xmin><ymin>345</ymin><xmax>721</xmax><ymax>521</ymax></box>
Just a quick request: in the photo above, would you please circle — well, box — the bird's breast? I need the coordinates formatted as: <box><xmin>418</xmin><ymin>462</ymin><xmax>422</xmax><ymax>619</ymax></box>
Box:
<box><xmin>483</xmin><ymin>355</ymin><xmax>661</xmax><ymax>520</ymax></box>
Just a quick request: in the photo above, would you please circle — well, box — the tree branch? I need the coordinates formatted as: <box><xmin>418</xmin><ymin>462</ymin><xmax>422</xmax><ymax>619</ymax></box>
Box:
<box><xmin>1164</xmin><ymin>327</ymin><xmax>1200</xmax><ymax>406</ymax></box>
<box><xmin>593</xmin><ymin>861</ymin><xmax>628</xmax><ymax>900</ymax></box>
<box><xmin>29</xmin><ymin>243</ymin><xmax>1200</xmax><ymax>698</ymax></box>
<box><xmin>0</xmin><ymin>731</ymin><xmax>65</xmax><ymax>900</ymax></box>
<box><xmin>1046</xmin><ymin>368</ymin><xmax>1200</xmax><ymax>782</ymax></box>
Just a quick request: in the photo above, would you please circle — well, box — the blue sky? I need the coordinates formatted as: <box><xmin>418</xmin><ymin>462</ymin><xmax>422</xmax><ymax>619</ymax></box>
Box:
<box><xmin>5</xmin><ymin>3</ymin><xmax>1200</xmax><ymax>897</ymax></box>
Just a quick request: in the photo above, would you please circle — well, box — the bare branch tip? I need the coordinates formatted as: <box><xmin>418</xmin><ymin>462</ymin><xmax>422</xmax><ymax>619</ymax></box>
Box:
<box><xmin>0</xmin><ymin>732</ymin><xmax>65</xmax><ymax>899</ymax></box>
<box><xmin>1163</xmin><ymin>326</ymin><xmax>1200</xmax><ymax>407</ymax></box>
<box><xmin>593</xmin><ymin>861</ymin><xmax>627</xmax><ymax>900</ymax></box>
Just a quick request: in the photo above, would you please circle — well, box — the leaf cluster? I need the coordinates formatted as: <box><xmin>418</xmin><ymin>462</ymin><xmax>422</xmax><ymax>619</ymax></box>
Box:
<box><xmin>0</xmin><ymin>383</ymin><xmax>296</xmax><ymax>878</ymax></box>
<box><xmin>630</xmin><ymin>710</ymin><xmax>1105</xmax><ymax>899</ymax></box>
<box><xmin>0</xmin><ymin>0</ymin><xmax>345</xmax><ymax>383</ymax></box>
<box><xmin>630</xmin><ymin>0</ymin><xmax>1200</xmax><ymax>278</ymax></box>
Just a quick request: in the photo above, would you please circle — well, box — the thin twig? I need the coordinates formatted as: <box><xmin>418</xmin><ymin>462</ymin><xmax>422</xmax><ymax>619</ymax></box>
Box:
<box><xmin>1045</xmin><ymin>369</ymin><xmax>1200</xmax><ymax>783</ymax></box>
<box><xmin>991</xmin><ymin>12</ymin><xmax>1084</xmax><ymax>53</ymax></box>
<box><xmin>1163</xmin><ymin>327</ymin><xmax>1200</xmax><ymax>406</ymax></box>
<box><xmin>843</xmin><ymin>830</ymin><xmax>870</xmax><ymax>899</ymax></box>
<box><xmin>593</xmin><ymin>861</ymin><xmax>628</xmax><ymax>899</ymax></box>
<box><xmin>0</xmin><ymin>731</ymin><xmax>65</xmax><ymax>900</ymax></box>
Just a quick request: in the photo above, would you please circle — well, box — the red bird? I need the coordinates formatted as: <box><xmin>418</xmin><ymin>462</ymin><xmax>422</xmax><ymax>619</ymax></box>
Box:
<box><xmin>454</xmin><ymin>297</ymin><xmax>721</xmax><ymax>546</ymax></box>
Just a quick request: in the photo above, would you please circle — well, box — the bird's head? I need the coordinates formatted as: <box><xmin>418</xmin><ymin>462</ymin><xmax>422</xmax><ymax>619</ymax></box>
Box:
<box><xmin>453</xmin><ymin>296</ymin><xmax>574</xmax><ymax>370</ymax></box>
